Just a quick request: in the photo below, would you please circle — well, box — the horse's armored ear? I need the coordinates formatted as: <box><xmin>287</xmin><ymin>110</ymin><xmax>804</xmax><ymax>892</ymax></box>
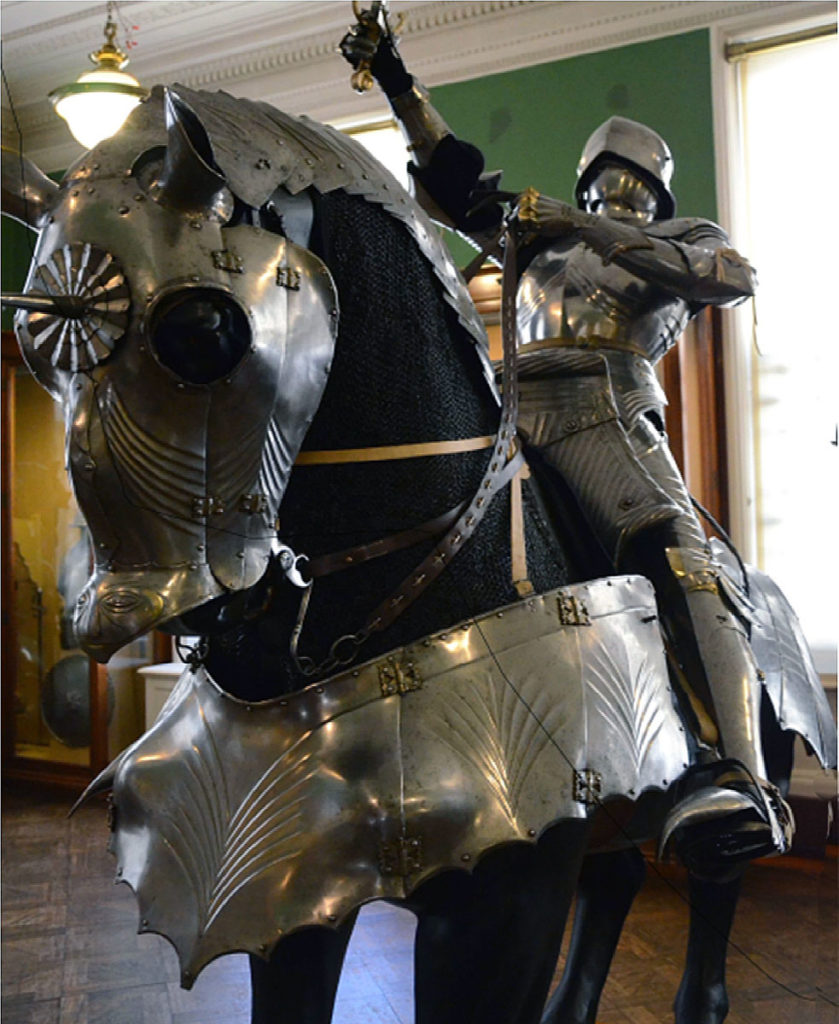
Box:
<box><xmin>1</xmin><ymin>147</ymin><xmax>58</xmax><ymax>231</ymax></box>
<box><xmin>148</xmin><ymin>88</ymin><xmax>233</xmax><ymax>221</ymax></box>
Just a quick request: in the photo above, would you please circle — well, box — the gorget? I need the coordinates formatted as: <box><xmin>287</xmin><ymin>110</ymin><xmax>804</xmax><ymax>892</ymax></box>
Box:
<box><xmin>84</xmin><ymin>576</ymin><xmax>689</xmax><ymax>985</ymax></box>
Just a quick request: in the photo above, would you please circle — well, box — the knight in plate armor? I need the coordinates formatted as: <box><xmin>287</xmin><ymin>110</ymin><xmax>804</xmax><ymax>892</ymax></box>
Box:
<box><xmin>339</xmin><ymin>20</ymin><xmax>796</xmax><ymax>872</ymax></box>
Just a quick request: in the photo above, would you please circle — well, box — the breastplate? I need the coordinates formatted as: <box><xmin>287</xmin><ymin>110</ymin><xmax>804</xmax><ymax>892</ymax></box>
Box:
<box><xmin>516</xmin><ymin>239</ymin><xmax>690</xmax><ymax>365</ymax></box>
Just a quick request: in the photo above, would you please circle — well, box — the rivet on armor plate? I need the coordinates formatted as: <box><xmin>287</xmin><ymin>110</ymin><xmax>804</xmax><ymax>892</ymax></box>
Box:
<box><xmin>212</xmin><ymin>249</ymin><xmax>244</xmax><ymax>274</ymax></box>
<box><xmin>573</xmin><ymin>768</ymin><xmax>602</xmax><ymax>807</ymax></box>
<box><xmin>191</xmin><ymin>496</ymin><xmax>225</xmax><ymax>518</ymax></box>
<box><xmin>379</xmin><ymin>832</ymin><xmax>423</xmax><ymax>876</ymax></box>
<box><xmin>557</xmin><ymin>593</ymin><xmax>591</xmax><ymax>626</ymax></box>
<box><xmin>240</xmin><ymin>493</ymin><xmax>268</xmax><ymax>514</ymax></box>
<box><xmin>276</xmin><ymin>267</ymin><xmax>301</xmax><ymax>290</ymax></box>
<box><xmin>378</xmin><ymin>656</ymin><xmax>422</xmax><ymax>697</ymax></box>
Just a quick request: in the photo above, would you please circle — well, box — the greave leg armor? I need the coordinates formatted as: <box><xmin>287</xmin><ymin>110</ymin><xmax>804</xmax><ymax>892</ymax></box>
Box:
<box><xmin>666</xmin><ymin>547</ymin><xmax>767</xmax><ymax>780</ymax></box>
<box><xmin>622</xmin><ymin>421</ymin><xmax>793</xmax><ymax>872</ymax></box>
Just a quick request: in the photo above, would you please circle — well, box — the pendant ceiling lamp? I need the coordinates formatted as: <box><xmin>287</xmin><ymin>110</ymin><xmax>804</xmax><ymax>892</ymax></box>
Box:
<box><xmin>49</xmin><ymin>3</ymin><xmax>148</xmax><ymax>150</ymax></box>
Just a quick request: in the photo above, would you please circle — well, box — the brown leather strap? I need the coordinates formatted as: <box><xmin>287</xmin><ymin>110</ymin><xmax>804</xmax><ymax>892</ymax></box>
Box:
<box><xmin>295</xmin><ymin>435</ymin><xmax>494</xmax><ymax>465</ymax></box>
<box><xmin>510</xmin><ymin>462</ymin><xmax>534</xmax><ymax>597</ymax></box>
<box><xmin>306</xmin><ymin>501</ymin><xmax>467</xmax><ymax>578</ymax></box>
<box><xmin>361</xmin><ymin>443</ymin><xmax>526</xmax><ymax>638</ymax></box>
<box><xmin>500</xmin><ymin>224</ymin><xmax>532</xmax><ymax>594</ymax></box>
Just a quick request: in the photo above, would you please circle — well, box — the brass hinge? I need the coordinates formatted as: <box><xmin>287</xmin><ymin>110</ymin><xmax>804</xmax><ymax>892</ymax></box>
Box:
<box><xmin>573</xmin><ymin>768</ymin><xmax>602</xmax><ymax>807</ymax></box>
<box><xmin>276</xmin><ymin>266</ymin><xmax>302</xmax><ymax>290</ymax></box>
<box><xmin>192</xmin><ymin>496</ymin><xmax>226</xmax><ymax>518</ymax></box>
<box><xmin>379</xmin><ymin>831</ymin><xmax>423</xmax><ymax>876</ymax></box>
<box><xmin>378</xmin><ymin>656</ymin><xmax>422</xmax><ymax>697</ymax></box>
<box><xmin>557</xmin><ymin>592</ymin><xmax>591</xmax><ymax>626</ymax></box>
<box><xmin>212</xmin><ymin>249</ymin><xmax>244</xmax><ymax>274</ymax></box>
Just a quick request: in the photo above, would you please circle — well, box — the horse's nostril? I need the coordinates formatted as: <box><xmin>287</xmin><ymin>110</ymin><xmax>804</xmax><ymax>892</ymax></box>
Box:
<box><xmin>150</xmin><ymin>289</ymin><xmax>251</xmax><ymax>385</ymax></box>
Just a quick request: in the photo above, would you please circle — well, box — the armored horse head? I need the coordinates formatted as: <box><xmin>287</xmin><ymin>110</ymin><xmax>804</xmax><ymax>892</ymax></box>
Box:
<box><xmin>3</xmin><ymin>88</ymin><xmax>371</xmax><ymax>660</ymax></box>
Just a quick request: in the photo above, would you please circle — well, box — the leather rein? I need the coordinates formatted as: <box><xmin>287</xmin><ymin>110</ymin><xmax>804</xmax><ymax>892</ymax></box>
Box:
<box><xmin>288</xmin><ymin>226</ymin><xmax>524</xmax><ymax>678</ymax></box>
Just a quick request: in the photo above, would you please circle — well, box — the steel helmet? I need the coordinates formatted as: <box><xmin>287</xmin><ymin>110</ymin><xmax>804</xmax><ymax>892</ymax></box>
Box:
<box><xmin>575</xmin><ymin>116</ymin><xmax>675</xmax><ymax>219</ymax></box>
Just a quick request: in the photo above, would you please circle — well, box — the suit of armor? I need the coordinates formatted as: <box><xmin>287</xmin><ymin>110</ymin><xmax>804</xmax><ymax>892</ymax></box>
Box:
<box><xmin>338</xmin><ymin>28</ymin><xmax>793</xmax><ymax>866</ymax></box>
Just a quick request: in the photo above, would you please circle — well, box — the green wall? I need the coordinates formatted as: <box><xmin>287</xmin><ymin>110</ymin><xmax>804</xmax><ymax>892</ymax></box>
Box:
<box><xmin>2</xmin><ymin>217</ymin><xmax>35</xmax><ymax>330</ymax></box>
<box><xmin>432</xmin><ymin>29</ymin><xmax>716</xmax><ymax>264</ymax></box>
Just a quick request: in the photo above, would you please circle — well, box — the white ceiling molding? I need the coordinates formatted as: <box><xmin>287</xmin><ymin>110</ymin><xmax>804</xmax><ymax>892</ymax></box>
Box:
<box><xmin>0</xmin><ymin>0</ymin><xmax>832</xmax><ymax>171</ymax></box>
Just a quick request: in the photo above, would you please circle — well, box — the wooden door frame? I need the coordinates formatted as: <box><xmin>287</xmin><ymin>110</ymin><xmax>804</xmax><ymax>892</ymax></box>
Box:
<box><xmin>661</xmin><ymin>306</ymin><xmax>731</xmax><ymax>535</ymax></box>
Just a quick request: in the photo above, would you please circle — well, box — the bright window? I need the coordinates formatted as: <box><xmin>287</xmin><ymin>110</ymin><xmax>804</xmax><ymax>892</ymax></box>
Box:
<box><xmin>342</xmin><ymin>119</ymin><xmax>410</xmax><ymax>190</ymax></box>
<box><xmin>738</xmin><ymin>34</ymin><xmax>837</xmax><ymax>661</ymax></box>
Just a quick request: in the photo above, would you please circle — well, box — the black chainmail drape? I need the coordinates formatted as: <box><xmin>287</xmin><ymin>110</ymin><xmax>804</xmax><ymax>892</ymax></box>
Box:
<box><xmin>203</xmin><ymin>190</ymin><xmax>573</xmax><ymax>699</ymax></box>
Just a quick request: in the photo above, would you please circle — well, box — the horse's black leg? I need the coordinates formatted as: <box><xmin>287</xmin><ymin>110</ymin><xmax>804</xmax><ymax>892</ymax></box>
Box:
<box><xmin>673</xmin><ymin>872</ymin><xmax>742</xmax><ymax>1024</ymax></box>
<box><xmin>541</xmin><ymin>845</ymin><xmax>647</xmax><ymax>1024</ymax></box>
<box><xmin>411</xmin><ymin>820</ymin><xmax>591</xmax><ymax>1024</ymax></box>
<box><xmin>249</xmin><ymin>909</ymin><xmax>359</xmax><ymax>1024</ymax></box>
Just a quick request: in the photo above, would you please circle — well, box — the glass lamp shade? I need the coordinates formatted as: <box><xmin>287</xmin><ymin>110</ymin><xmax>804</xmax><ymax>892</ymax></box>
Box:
<box><xmin>50</xmin><ymin>67</ymin><xmax>147</xmax><ymax>150</ymax></box>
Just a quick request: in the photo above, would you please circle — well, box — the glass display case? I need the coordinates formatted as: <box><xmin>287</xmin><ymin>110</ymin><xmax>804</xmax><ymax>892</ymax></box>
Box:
<box><xmin>2</xmin><ymin>334</ymin><xmax>153</xmax><ymax>784</ymax></box>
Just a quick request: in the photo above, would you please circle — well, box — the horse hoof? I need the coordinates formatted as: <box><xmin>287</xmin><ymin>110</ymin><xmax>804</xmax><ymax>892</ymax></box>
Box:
<box><xmin>674</xmin><ymin>981</ymin><xmax>729</xmax><ymax>1024</ymax></box>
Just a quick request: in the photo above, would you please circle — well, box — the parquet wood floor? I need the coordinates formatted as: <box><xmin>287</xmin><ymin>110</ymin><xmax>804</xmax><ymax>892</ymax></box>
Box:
<box><xmin>2</xmin><ymin>784</ymin><xmax>836</xmax><ymax>1024</ymax></box>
